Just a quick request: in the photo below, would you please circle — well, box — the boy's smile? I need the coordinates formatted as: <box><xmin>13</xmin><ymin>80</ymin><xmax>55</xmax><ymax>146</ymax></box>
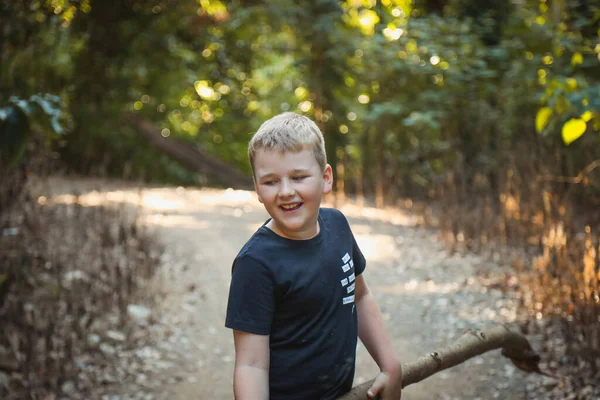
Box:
<box><xmin>253</xmin><ymin>147</ymin><xmax>333</xmax><ymax>240</ymax></box>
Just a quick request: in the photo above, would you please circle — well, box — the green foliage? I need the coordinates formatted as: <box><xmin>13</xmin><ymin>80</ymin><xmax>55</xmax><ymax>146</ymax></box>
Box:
<box><xmin>533</xmin><ymin>13</ymin><xmax>600</xmax><ymax>146</ymax></box>
<box><xmin>0</xmin><ymin>106</ymin><xmax>29</xmax><ymax>167</ymax></box>
<box><xmin>1</xmin><ymin>0</ymin><xmax>598</xmax><ymax>188</ymax></box>
<box><xmin>0</xmin><ymin>94</ymin><xmax>64</xmax><ymax>167</ymax></box>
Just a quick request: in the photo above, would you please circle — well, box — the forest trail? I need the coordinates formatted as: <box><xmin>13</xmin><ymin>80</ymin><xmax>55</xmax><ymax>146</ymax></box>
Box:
<box><xmin>47</xmin><ymin>179</ymin><xmax>531</xmax><ymax>400</ymax></box>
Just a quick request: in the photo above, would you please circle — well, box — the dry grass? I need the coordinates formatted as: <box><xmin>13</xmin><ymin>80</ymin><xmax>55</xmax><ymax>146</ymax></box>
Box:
<box><xmin>0</xmin><ymin>176</ymin><xmax>163</xmax><ymax>399</ymax></box>
<box><xmin>428</xmin><ymin>160</ymin><xmax>600</xmax><ymax>391</ymax></box>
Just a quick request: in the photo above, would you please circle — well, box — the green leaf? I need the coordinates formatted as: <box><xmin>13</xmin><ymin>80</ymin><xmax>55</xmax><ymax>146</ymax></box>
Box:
<box><xmin>402</xmin><ymin>112</ymin><xmax>440</xmax><ymax>129</ymax></box>
<box><xmin>535</xmin><ymin>107</ymin><xmax>552</xmax><ymax>133</ymax></box>
<box><xmin>30</xmin><ymin>94</ymin><xmax>61</xmax><ymax>117</ymax></box>
<box><xmin>50</xmin><ymin>117</ymin><xmax>63</xmax><ymax>134</ymax></box>
<box><xmin>367</xmin><ymin>102</ymin><xmax>405</xmax><ymax>120</ymax></box>
<box><xmin>561</xmin><ymin>118</ymin><xmax>587</xmax><ymax>145</ymax></box>
<box><xmin>581</xmin><ymin>111</ymin><xmax>593</xmax><ymax>122</ymax></box>
<box><xmin>571</xmin><ymin>52</ymin><xmax>584</xmax><ymax>66</ymax></box>
<box><xmin>9</xmin><ymin>97</ymin><xmax>34</xmax><ymax>116</ymax></box>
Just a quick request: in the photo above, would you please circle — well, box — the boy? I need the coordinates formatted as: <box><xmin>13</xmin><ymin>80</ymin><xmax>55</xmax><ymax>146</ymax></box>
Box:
<box><xmin>225</xmin><ymin>112</ymin><xmax>402</xmax><ymax>399</ymax></box>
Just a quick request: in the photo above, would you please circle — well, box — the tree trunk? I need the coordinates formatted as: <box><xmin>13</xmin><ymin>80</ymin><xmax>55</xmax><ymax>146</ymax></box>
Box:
<box><xmin>125</xmin><ymin>113</ymin><xmax>253</xmax><ymax>189</ymax></box>
<box><xmin>336</xmin><ymin>153</ymin><xmax>346</xmax><ymax>204</ymax></box>
<box><xmin>375</xmin><ymin>125</ymin><xmax>385</xmax><ymax>208</ymax></box>
<box><xmin>337</xmin><ymin>325</ymin><xmax>541</xmax><ymax>400</ymax></box>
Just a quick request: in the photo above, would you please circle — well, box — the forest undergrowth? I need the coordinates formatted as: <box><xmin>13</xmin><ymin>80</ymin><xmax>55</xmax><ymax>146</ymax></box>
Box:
<box><xmin>0</xmin><ymin>151</ymin><xmax>164</xmax><ymax>400</ymax></box>
<box><xmin>419</xmin><ymin>158</ymin><xmax>600</xmax><ymax>398</ymax></box>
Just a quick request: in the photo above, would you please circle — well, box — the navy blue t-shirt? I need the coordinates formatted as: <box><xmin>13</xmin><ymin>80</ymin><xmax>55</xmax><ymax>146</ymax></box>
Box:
<box><xmin>225</xmin><ymin>208</ymin><xmax>366</xmax><ymax>400</ymax></box>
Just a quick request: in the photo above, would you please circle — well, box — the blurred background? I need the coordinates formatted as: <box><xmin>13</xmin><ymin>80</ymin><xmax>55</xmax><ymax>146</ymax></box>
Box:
<box><xmin>1</xmin><ymin>0</ymin><xmax>599</xmax><ymax>399</ymax></box>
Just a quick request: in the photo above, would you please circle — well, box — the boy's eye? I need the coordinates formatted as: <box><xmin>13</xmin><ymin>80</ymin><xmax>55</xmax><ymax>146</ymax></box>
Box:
<box><xmin>292</xmin><ymin>175</ymin><xmax>308</xmax><ymax>181</ymax></box>
<box><xmin>263</xmin><ymin>180</ymin><xmax>277</xmax><ymax>186</ymax></box>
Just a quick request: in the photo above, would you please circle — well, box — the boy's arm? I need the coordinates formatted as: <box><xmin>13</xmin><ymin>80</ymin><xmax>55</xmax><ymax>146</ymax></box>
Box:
<box><xmin>232</xmin><ymin>330</ymin><xmax>270</xmax><ymax>400</ymax></box>
<box><xmin>355</xmin><ymin>274</ymin><xmax>402</xmax><ymax>399</ymax></box>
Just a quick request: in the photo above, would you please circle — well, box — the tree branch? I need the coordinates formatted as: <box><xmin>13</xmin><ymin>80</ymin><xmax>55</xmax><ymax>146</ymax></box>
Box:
<box><xmin>537</xmin><ymin>159</ymin><xmax>600</xmax><ymax>184</ymax></box>
<box><xmin>124</xmin><ymin>113</ymin><xmax>253</xmax><ymax>190</ymax></box>
<box><xmin>338</xmin><ymin>325</ymin><xmax>542</xmax><ymax>400</ymax></box>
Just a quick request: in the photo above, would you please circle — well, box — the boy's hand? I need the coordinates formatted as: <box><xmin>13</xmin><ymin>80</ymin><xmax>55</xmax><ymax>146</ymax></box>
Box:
<box><xmin>367</xmin><ymin>368</ymin><xmax>402</xmax><ymax>400</ymax></box>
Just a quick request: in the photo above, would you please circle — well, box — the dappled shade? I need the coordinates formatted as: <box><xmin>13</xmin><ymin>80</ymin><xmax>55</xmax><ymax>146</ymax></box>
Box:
<box><xmin>1</xmin><ymin>0</ymin><xmax>599</xmax><ymax>398</ymax></box>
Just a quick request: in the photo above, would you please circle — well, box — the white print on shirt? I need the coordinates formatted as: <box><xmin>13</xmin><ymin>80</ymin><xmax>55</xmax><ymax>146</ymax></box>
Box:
<box><xmin>347</xmin><ymin>282</ymin><xmax>355</xmax><ymax>293</ymax></box>
<box><xmin>340</xmin><ymin>253</ymin><xmax>355</xmax><ymax>304</ymax></box>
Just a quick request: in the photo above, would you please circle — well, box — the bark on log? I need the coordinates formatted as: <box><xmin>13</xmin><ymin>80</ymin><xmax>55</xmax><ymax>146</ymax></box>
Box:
<box><xmin>125</xmin><ymin>113</ymin><xmax>253</xmax><ymax>190</ymax></box>
<box><xmin>338</xmin><ymin>325</ymin><xmax>540</xmax><ymax>400</ymax></box>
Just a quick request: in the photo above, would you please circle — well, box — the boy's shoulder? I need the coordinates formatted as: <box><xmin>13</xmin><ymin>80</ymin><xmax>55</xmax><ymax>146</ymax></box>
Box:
<box><xmin>319</xmin><ymin>207</ymin><xmax>349</xmax><ymax>226</ymax></box>
<box><xmin>236</xmin><ymin>224</ymin><xmax>272</xmax><ymax>260</ymax></box>
<box><xmin>319</xmin><ymin>206</ymin><xmax>344</xmax><ymax>218</ymax></box>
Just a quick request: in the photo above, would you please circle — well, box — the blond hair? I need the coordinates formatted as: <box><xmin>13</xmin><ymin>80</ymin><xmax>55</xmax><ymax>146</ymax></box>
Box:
<box><xmin>248</xmin><ymin>112</ymin><xmax>327</xmax><ymax>176</ymax></box>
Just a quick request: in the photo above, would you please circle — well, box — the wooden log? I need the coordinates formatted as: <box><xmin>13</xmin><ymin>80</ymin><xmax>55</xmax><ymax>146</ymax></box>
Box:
<box><xmin>338</xmin><ymin>325</ymin><xmax>541</xmax><ymax>399</ymax></box>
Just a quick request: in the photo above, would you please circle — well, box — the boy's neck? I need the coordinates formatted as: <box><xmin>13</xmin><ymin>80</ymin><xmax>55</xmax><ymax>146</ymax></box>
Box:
<box><xmin>265</xmin><ymin>219</ymin><xmax>320</xmax><ymax>240</ymax></box>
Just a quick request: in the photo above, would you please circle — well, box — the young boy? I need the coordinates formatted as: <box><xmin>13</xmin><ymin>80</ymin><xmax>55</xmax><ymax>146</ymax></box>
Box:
<box><xmin>225</xmin><ymin>112</ymin><xmax>402</xmax><ymax>399</ymax></box>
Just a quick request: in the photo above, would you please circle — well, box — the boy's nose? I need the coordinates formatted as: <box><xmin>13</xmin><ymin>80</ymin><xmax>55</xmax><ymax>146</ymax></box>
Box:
<box><xmin>278</xmin><ymin>180</ymin><xmax>295</xmax><ymax>197</ymax></box>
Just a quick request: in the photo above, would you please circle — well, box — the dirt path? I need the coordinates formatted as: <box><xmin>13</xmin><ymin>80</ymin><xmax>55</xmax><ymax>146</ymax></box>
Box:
<box><xmin>48</xmin><ymin>180</ymin><xmax>534</xmax><ymax>399</ymax></box>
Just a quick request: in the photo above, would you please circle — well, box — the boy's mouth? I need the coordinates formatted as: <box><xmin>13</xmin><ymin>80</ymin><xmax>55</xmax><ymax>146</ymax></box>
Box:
<box><xmin>280</xmin><ymin>203</ymin><xmax>302</xmax><ymax>212</ymax></box>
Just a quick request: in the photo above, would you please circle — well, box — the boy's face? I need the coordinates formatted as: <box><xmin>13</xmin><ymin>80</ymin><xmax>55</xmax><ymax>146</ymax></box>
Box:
<box><xmin>253</xmin><ymin>147</ymin><xmax>332</xmax><ymax>240</ymax></box>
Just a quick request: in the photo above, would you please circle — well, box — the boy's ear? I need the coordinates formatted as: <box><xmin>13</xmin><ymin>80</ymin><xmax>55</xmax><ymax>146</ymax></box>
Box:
<box><xmin>322</xmin><ymin>164</ymin><xmax>333</xmax><ymax>194</ymax></box>
<box><xmin>253</xmin><ymin>178</ymin><xmax>264</xmax><ymax>204</ymax></box>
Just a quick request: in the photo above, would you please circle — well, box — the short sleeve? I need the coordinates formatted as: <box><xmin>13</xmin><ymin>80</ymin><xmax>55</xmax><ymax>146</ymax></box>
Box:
<box><xmin>225</xmin><ymin>254</ymin><xmax>274</xmax><ymax>335</ymax></box>
<box><xmin>351</xmin><ymin>232</ymin><xmax>366</xmax><ymax>276</ymax></box>
<box><xmin>327</xmin><ymin>207</ymin><xmax>367</xmax><ymax>276</ymax></box>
